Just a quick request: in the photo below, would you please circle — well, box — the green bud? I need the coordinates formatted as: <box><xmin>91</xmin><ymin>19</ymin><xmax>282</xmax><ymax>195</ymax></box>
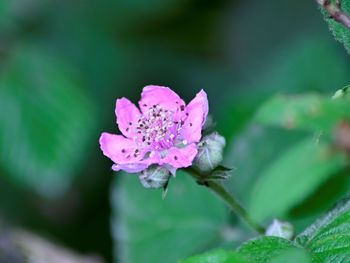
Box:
<box><xmin>194</xmin><ymin>132</ymin><xmax>226</xmax><ymax>173</ymax></box>
<box><xmin>139</xmin><ymin>165</ymin><xmax>171</xmax><ymax>189</ymax></box>
<box><xmin>265</xmin><ymin>219</ymin><xmax>294</xmax><ymax>240</ymax></box>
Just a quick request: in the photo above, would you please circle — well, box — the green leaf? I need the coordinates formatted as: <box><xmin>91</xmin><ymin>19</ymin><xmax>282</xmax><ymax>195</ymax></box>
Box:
<box><xmin>249</xmin><ymin>138</ymin><xmax>347</xmax><ymax>222</ymax></box>
<box><xmin>224</xmin><ymin>125</ymin><xmax>307</xmax><ymax>206</ymax></box>
<box><xmin>319</xmin><ymin>0</ymin><xmax>350</xmax><ymax>53</ymax></box>
<box><xmin>269</xmin><ymin>248</ymin><xmax>311</xmax><ymax>263</ymax></box>
<box><xmin>255</xmin><ymin>94</ymin><xmax>350</xmax><ymax>135</ymax></box>
<box><xmin>238</xmin><ymin>237</ymin><xmax>313</xmax><ymax>263</ymax></box>
<box><xmin>296</xmin><ymin>196</ymin><xmax>350</xmax><ymax>262</ymax></box>
<box><xmin>290</xmin><ymin>168</ymin><xmax>350</xmax><ymax>228</ymax></box>
<box><xmin>180</xmin><ymin>249</ymin><xmax>250</xmax><ymax>263</ymax></box>
<box><xmin>0</xmin><ymin>45</ymin><xmax>96</xmax><ymax>197</ymax></box>
<box><xmin>112</xmin><ymin>170</ymin><xmax>228</xmax><ymax>263</ymax></box>
<box><xmin>238</xmin><ymin>236</ymin><xmax>297</xmax><ymax>263</ymax></box>
<box><xmin>239</xmin><ymin>197</ymin><xmax>350</xmax><ymax>262</ymax></box>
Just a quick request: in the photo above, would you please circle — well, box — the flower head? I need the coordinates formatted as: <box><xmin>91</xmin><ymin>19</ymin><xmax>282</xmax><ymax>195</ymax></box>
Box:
<box><xmin>99</xmin><ymin>85</ymin><xmax>208</xmax><ymax>173</ymax></box>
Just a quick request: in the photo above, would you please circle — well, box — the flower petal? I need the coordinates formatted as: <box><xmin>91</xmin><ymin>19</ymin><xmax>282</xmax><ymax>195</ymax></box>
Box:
<box><xmin>112</xmin><ymin>163</ymin><xmax>149</xmax><ymax>173</ymax></box>
<box><xmin>99</xmin><ymin>133</ymin><xmax>143</xmax><ymax>164</ymax></box>
<box><xmin>180</xmin><ymin>89</ymin><xmax>209</xmax><ymax>143</ymax></box>
<box><xmin>115</xmin><ymin>98</ymin><xmax>141</xmax><ymax>138</ymax></box>
<box><xmin>139</xmin><ymin>85</ymin><xmax>185</xmax><ymax>113</ymax></box>
<box><xmin>162</xmin><ymin>144</ymin><xmax>198</xmax><ymax>168</ymax></box>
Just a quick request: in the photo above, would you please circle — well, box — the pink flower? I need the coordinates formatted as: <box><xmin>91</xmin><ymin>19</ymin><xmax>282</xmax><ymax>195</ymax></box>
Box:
<box><xmin>99</xmin><ymin>85</ymin><xmax>208</xmax><ymax>173</ymax></box>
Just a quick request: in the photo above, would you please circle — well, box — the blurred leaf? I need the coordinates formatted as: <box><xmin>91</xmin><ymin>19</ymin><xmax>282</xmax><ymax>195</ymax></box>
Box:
<box><xmin>290</xmin><ymin>168</ymin><xmax>350</xmax><ymax>231</ymax></box>
<box><xmin>236</xmin><ymin>37</ymin><xmax>350</xmax><ymax>96</ymax></box>
<box><xmin>0</xmin><ymin>0</ymin><xmax>52</xmax><ymax>32</ymax></box>
<box><xmin>296</xmin><ymin>196</ymin><xmax>350</xmax><ymax>262</ymax></box>
<box><xmin>269</xmin><ymin>248</ymin><xmax>311</xmax><ymax>263</ymax></box>
<box><xmin>0</xmin><ymin>44</ymin><xmax>96</xmax><ymax>197</ymax></box>
<box><xmin>319</xmin><ymin>0</ymin><xmax>350</xmax><ymax>54</ymax></box>
<box><xmin>180</xmin><ymin>249</ymin><xmax>250</xmax><ymax>263</ymax></box>
<box><xmin>47</xmin><ymin>20</ymin><xmax>123</xmax><ymax>102</ymax></box>
<box><xmin>112</xmin><ymin>170</ymin><xmax>228</xmax><ymax>263</ymax></box>
<box><xmin>224</xmin><ymin>124</ymin><xmax>307</xmax><ymax>206</ymax></box>
<box><xmin>238</xmin><ymin>236</ymin><xmax>297</xmax><ymax>263</ymax></box>
<box><xmin>117</xmin><ymin>0</ymin><xmax>183</xmax><ymax>17</ymax></box>
<box><xmin>249</xmin><ymin>138</ymin><xmax>347</xmax><ymax>222</ymax></box>
<box><xmin>219</xmin><ymin>36</ymin><xmax>350</xmax><ymax>144</ymax></box>
<box><xmin>0</xmin><ymin>1</ymin><xmax>10</xmax><ymax>23</ymax></box>
<box><xmin>255</xmin><ymin>93</ymin><xmax>350</xmax><ymax>136</ymax></box>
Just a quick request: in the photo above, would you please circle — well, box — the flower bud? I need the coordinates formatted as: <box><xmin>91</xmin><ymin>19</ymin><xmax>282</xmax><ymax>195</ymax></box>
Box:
<box><xmin>139</xmin><ymin>165</ymin><xmax>171</xmax><ymax>189</ymax></box>
<box><xmin>202</xmin><ymin>115</ymin><xmax>215</xmax><ymax>133</ymax></box>
<box><xmin>265</xmin><ymin>219</ymin><xmax>294</xmax><ymax>240</ymax></box>
<box><xmin>193</xmin><ymin>132</ymin><xmax>226</xmax><ymax>173</ymax></box>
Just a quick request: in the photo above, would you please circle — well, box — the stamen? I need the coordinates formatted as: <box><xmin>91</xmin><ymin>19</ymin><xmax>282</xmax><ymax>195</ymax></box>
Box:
<box><xmin>135</xmin><ymin>104</ymin><xmax>183</xmax><ymax>150</ymax></box>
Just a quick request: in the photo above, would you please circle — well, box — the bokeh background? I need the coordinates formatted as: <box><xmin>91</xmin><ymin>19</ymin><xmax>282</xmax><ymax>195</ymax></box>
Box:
<box><xmin>0</xmin><ymin>0</ymin><xmax>349</xmax><ymax>262</ymax></box>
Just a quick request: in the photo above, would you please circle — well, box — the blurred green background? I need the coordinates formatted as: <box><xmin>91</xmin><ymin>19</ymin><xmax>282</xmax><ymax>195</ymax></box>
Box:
<box><xmin>0</xmin><ymin>0</ymin><xmax>349</xmax><ymax>262</ymax></box>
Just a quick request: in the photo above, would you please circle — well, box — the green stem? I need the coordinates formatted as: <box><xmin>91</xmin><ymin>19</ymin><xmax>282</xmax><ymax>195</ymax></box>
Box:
<box><xmin>187</xmin><ymin>168</ymin><xmax>266</xmax><ymax>235</ymax></box>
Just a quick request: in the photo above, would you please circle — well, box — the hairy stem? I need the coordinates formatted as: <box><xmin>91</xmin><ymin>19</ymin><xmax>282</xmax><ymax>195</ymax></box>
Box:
<box><xmin>187</xmin><ymin>168</ymin><xmax>266</xmax><ymax>235</ymax></box>
<box><xmin>316</xmin><ymin>0</ymin><xmax>350</xmax><ymax>29</ymax></box>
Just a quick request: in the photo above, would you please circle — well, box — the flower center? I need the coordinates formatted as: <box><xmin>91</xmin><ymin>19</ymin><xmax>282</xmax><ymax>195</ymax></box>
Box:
<box><xmin>135</xmin><ymin>104</ymin><xmax>183</xmax><ymax>150</ymax></box>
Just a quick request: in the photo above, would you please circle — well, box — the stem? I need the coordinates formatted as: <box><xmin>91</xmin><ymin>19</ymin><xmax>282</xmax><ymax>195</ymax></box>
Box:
<box><xmin>187</xmin><ymin>168</ymin><xmax>266</xmax><ymax>235</ymax></box>
<box><xmin>316</xmin><ymin>0</ymin><xmax>350</xmax><ymax>29</ymax></box>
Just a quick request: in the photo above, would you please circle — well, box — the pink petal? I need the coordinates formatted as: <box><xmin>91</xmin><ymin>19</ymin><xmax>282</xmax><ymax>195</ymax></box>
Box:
<box><xmin>112</xmin><ymin>151</ymin><xmax>162</xmax><ymax>173</ymax></box>
<box><xmin>112</xmin><ymin>163</ymin><xmax>149</xmax><ymax>173</ymax></box>
<box><xmin>139</xmin><ymin>85</ymin><xmax>186</xmax><ymax>113</ymax></box>
<box><xmin>115</xmin><ymin>98</ymin><xmax>141</xmax><ymax>138</ymax></box>
<box><xmin>161</xmin><ymin>144</ymin><xmax>198</xmax><ymax>168</ymax></box>
<box><xmin>180</xmin><ymin>90</ymin><xmax>209</xmax><ymax>143</ymax></box>
<box><xmin>99</xmin><ymin>133</ymin><xmax>143</xmax><ymax>164</ymax></box>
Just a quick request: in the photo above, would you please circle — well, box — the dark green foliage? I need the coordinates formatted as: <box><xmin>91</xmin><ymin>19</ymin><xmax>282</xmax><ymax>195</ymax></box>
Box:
<box><xmin>0</xmin><ymin>45</ymin><xmax>96</xmax><ymax>197</ymax></box>
<box><xmin>0</xmin><ymin>0</ymin><xmax>350</xmax><ymax>262</ymax></box>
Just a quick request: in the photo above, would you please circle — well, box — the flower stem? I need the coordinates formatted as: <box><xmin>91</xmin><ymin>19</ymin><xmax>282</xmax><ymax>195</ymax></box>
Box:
<box><xmin>316</xmin><ymin>0</ymin><xmax>350</xmax><ymax>29</ymax></box>
<box><xmin>187</xmin><ymin>168</ymin><xmax>266</xmax><ymax>235</ymax></box>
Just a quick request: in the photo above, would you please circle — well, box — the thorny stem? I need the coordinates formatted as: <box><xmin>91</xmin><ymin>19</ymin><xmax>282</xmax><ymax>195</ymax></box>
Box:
<box><xmin>187</xmin><ymin>168</ymin><xmax>266</xmax><ymax>235</ymax></box>
<box><xmin>316</xmin><ymin>0</ymin><xmax>350</xmax><ymax>29</ymax></box>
